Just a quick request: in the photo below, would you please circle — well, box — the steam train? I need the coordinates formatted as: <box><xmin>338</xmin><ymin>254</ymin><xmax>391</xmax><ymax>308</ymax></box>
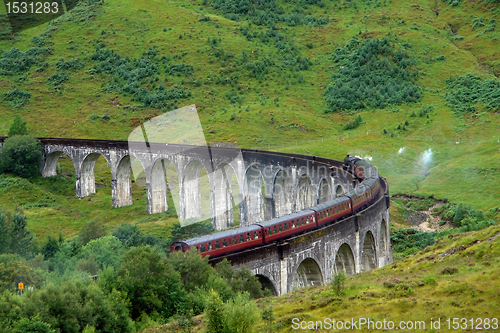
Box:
<box><xmin>170</xmin><ymin>155</ymin><xmax>382</xmax><ymax>258</ymax></box>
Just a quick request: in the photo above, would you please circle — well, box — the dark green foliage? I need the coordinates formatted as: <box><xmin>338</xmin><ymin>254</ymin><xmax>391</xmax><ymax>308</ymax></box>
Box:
<box><xmin>114</xmin><ymin>246</ymin><xmax>187</xmax><ymax>320</ymax></box>
<box><xmin>40</xmin><ymin>236</ymin><xmax>60</xmax><ymax>259</ymax></box>
<box><xmin>47</xmin><ymin>72</ymin><xmax>69</xmax><ymax>86</ymax></box>
<box><xmin>89</xmin><ymin>114</ymin><xmax>110</xmax><ymax>121</ymax></box>
<box><xmin>410</xmin><ymin>105</ymin><xmax>434</xmax><ymax>117</ymax></box>
<box><xmin>168</xmin><ymin>247</ymin><xmax>215</xmax><ymax>292</ymax></box>
<box><xmin>23</xmin><ymin>282</ymin><xmax>133</xmax><ymax>333</ymax></box>
<box><xmin>0</xmin><ymin>136</ymin><xmax>42</xmax><ymax>178</ymax></box>
<box><xmin>343</xmin><ymin>114</ymin><xmax>363</xmax><ymax>130</ymax></box>
<box><xmin>55</xmin><ymin>58</ymin><xmax>85</xmax><ymax>71</ymax></box>
<box><xmin>205</xmin><ymin>291</ymin><xmax>259</xmax><ymax>333</ymax></box>
<box><xmin>211</xmin><ymin>0</ymin><xmax>328</xmax><ymax>26</ymax></box>
<box><xmin>78</xmin><ymin>219</ymin><xmax>106</xmax><ymax>246</ymax></box>
<box><xmin>3</xmin><ymin>90</ymin><xmax>31</xmax><ymax>108</ymax></box>
<box><xmin>8</xmin><ymin>213</ymin><xmax>36</xmax><ymax>259</ymax></box>
<box><xmin>168</xmin><ymin>220</ymin><xmax>214</xmax><ymax>243</ymax></box>
<box><xmin>0</xmin><ymin>47</ymin><xmax>51</xmax><ymax>76</ymax></box>
<box><xmin>444</xmin><ymin>73</ymin><xmax>500</xmax><ymax>113</ymax></box>
<box><xmin>112</xmin><ymin>222</ymin><xmax>169</xmax><ymax>250</ymax></box>
<box><xmin>390</xmin><ymin>228</ymin><xmax>436</xmax><ymax>255</ymax></box>
<box><xmin>8</xmin><ymin>115</ymin><xmax>28</xmax><ymax>136</ymax></box>
<box><xmin>441</xmin><ymin>0</ymin><xmax>462</xmax><ymax>7</ymax></box>
<box><xmin>12</xmin><ymin>316</ymin><xmax>56</xmax><ymax>333</ymax></box>
<box><xmin>215</xmin><ymin>259</ymin><xmax>263</xmax><ymax>299</ymax></box>
<box><xmin>112</xmin><ymin>222</ymin><xmax>144</xmax><ymax>247</ymax></box>
<box><xmin>324</xmin><ymin>37</ymin><xmax>421</xmax><ymax>112</ymax></box>
<box><xmin>90</xmin><ymin>45</ymin><xmax>191</xmax><ymax>109</ymax></box>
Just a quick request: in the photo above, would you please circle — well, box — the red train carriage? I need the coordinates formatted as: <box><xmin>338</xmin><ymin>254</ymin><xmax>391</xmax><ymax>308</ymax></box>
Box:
<box><xmin>255</xmin><ymin>210</ymin><xmax>316</xmax><ymax>243</ymax></box>
<box><xmin>315</xmin><ymin>196</ymin><xmax>352</xmax><ymax>227</ymax></box>
<box><xmin>170</xmin><ymin>224</ymin><xmax>263</xmax><ymax>258</ymax></box>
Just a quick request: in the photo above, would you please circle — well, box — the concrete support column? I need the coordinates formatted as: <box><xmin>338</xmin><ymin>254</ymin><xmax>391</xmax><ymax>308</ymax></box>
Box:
<box><xmin>76</xmin><ymin>153</ymin><xmax>100</xmax><ymax>198</ymax></box>
<box><xmin>113</xmin><ymin>156</ymin><xmax>133</xmax><ymax>208</ymax></box>
<box><xmin>280</xmin><ymin>259</ymin><xmax>287</xmax><ymax>296</ymax></box>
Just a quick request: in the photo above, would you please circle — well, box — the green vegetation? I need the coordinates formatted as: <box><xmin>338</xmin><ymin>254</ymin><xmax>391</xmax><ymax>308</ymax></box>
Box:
<box><xmin>324</xmin><ymin>37</ymin><xmax>421</xmax><ymax>112</ymax></box>
<box><xmin>0</xmin><ymin>136</ymin><xmax>42</xmax><ymax>178</ymax></box>
<box><xmin>7</xmin><ymin>115</ymin><xmax>28</xmax><ymax>136</ymax></box>
<box><xmin>444</xmin><ymin>73</ymin><xmax>500</xmax><ymax>113</ymax></box>
<box><xmin>343</xmin><ymin>114</ymin><xmax>363</xmax><ymax>130</ymax></box>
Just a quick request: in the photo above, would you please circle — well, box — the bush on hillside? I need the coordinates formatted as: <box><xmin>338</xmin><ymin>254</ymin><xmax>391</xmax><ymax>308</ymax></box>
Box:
<box><xmin>444</xmin><ymin>73</ymin><xmax>500</xmax><ymax>113</ymax></box>
<box><xmin>78</xmin><ymin>219</ymin><xmax>106</xmax><ymax>246</ymax></box>
<box><xmin>8</xmin><ymin>115</ymin><xmax>28</xmax><ymax>136</ymax></box>
<box><xmin>0</xmin><ymin>135</ymin><xmax>42</xmax><ymax>178</ymax></box>
<box><xmin>324</xmin><ymin>37</ymin><xmax>421</xmax><ymax>113</ymax></box>
<box><xmin>343</xmin><ymin>114</ymin><xmax>363</xmax><ymax>130</ymax></box>
<box><xmin>2</xmin><ymin>90</ymin><xmax>31</xmax><ymax>108</ymax></box>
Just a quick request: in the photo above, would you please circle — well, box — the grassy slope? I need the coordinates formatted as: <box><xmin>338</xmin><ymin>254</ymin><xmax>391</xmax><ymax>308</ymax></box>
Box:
<box><xmin>0</xmin><ymin>0</ymin><xmax>499</xmax><ymax>239</ymax></box>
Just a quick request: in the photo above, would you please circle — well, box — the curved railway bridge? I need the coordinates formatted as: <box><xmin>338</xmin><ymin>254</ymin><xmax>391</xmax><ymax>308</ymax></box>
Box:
<box><xmin>0</xmin><ymin>137</ymin><xmax>392</xmax><ymax>295</ymax></box>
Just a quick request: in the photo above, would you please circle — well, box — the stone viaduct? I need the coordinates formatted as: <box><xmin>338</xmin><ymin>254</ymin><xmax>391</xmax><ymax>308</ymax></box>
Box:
<box><xmin>0</xmin><ymin>137</ymin><xmax>392</xmax><ymax>295</ymax></box>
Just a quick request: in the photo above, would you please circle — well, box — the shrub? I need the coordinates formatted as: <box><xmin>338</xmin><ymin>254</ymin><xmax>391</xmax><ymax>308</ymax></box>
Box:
<box><xmin>2</xmin><ymin>90</ymin><xmax>31</xmax><ymax>108</ymax></box>
<box><xmin>78</xmin><ymin>220</ymin><xmax>106</xmax><ymax>246</ymax></box>
<box><xmin>0</xmin><ymin>136</ymin><xmax>42</xmax><ymax>178</ymax></box>
<box><xmin>324</xmin><ymin>37</ymin><xmax>421</xmax><ymax>112</ymax></box>
<box><xmin>8</xmin><ymin>115</ymin><xmax>28</xmax><ymax>136</ymax></box>
<box><xmin>12</xmin><ymin>317</ymin><xmax>56</xmax><ymax>333</ymax></box>
<box><xmin>47</xmin><ymin>72</ymin><xmax>69</xmax><ymax>86</ymax></box>
<box><xmin>444</xmin><ymin>73</ymin><xmax>500</xmax><ymax>113</ymax></box>
<box><xmin>440</xmin><ymin>266</ymin><xmax>458</xmax><ymax>275</ymax></box>
<box><xmin>344</xmin><ymin>114</ymin><xmax>363</xmax><ymax>130</ymax></box>
<box><xmin>331</xmin><ymin>270</ymin><xmax>346</xmax><ymax>295</ymax></box>
<box><xmin>55</xmin><ymin>58</ymin><xmax>85</xmax><ymax>71</ymax></box>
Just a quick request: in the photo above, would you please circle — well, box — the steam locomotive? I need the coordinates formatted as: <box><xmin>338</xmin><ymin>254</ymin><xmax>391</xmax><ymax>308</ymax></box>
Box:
<box><xmin>170</xmin><ymin>155</ymin><xmax>381</xmax><ymax>258</ymax></box>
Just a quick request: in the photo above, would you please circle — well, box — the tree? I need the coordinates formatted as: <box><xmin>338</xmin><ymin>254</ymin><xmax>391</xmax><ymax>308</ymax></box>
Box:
<box><xmin>205</xmin><ymin>291</ymin><xmax>259</xmax><ymax>333</ymax></box>
<box><xmin>12</xmin><ymin>317</ymin><xmax>56</xmax><ymax>333</ymax></box>
<box><xmin>115</xmin><ymin>246</ymin><xmax>187</xmax><ymax>320</ymax></box>
<box><xmin>78</xmin><ymin>219</ymin><xmax>106</xmax><ymax>246</ymax></box>
<box><xmin>168</xmin><ymin>247</ymin><xmax>215</xmax><ymax>292</ymax></box>
<box><xmin>80</xmin><ymin>235</ymin><xmax>124</xmax><ymax>270</ymax></box>
<box><xmin>112</xmin><ymin>222</ymin><xmax>143</xmax><ymax>247</ymax></box>
<box><xmin>8</xmin><ymin>115</ymin><xmax>28</xmax><ymax>137</ymax></box>
<box><xmin>0</xmin><ymin>135</ymin><xmax>42</xmax><ymax>177</ymax></box>
<box><xmin>9</xmin><ymin>213</ymin><xmax>36</xmax><ymax>259</ymax></box>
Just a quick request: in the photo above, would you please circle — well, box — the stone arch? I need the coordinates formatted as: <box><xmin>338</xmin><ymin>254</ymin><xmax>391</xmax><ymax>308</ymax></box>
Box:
<box><xmin>256</xmin><ymin>274</ymin><xmax>278</xmax><ymax>296</ymax></box>
<box><xmin>378</xmin><ymin>219</ymin><xmax>389</xmax><ymax>267</ymax></box>
<box><xmin>361</xmin><ymin>231</ymin><xmax>377</xmax><ymax>272</ymax></box>
<box><xmin>213</xmin><ymin>163</ymin><xmax>239</xmax><ymax>230</ymax></box>
<box><xmin>335</xmin><ymin>184</ymin><xmax>345</xmax><ymax>197</ymax></box>
<box><xmin>273</xmin><ymin>169</ymin><xmax>293</xmax><ymax>217</ymax></box>
<box><xmin>183</xmin><ymin>160</ymin><xmax>211</xmax><ymax>221</ymax></box>
<box><xmin>292</xmin><ymin>258</ymin><xmax>324</xmax><ymax>289</ymax></box>
<box><xmin>41</xmin><ymin>151</ymin><xmax>76</xmax><ymax>177</ymax></box>
<box><xmin>335</xmin><ymin>243</ymin><xmax>356</xmax><ymax>276</ymax></box>
<box><xmin>296</xmin><ymin>174</ymin><xmax>314</xmax><ymax>211</ymax></box>
<box><xmin>243</xmin><ymin>165</ymin><xmax>264</xmax><ymax>225</ymax></box>
<box><xmin>318</xmin><ymin>178</ymin><xmax>330</xmax><ymax>204</ymax></box>
<box><xmin>78</xmin><ymin>153</ymin><xmax>111</xmax><ymax>198</ymax></box>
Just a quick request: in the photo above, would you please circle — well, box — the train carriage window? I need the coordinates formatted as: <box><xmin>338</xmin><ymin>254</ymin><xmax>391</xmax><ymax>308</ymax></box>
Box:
<box><xmin>273</xmin><ymin>226</ymin><xmax>277</xmax><ymax>234</ymax></box>
<box><xmin>200</xmin><ymin>244</ymin><xmax>206</xmax><ymax>252</ymax></box>
<box><xmin>268</xmin><ymin>227</ymin><xmax>272</xmax><ymax>235</ymax></box>
<box><xmin>209</xmin><ymin>242</ymin><xmax>213</xmax><ymax>251</ymax></box>
<box><xmin>279</xmin><ymin>224</ymin><xmax>282</xmax><ymax>232</ymax></box>
<box><xmin>284</xmin><ymin>223</ymin><xmax>288</xmax><ymax>231</ymax></box>
<box><xmin>302</xmin><ymin>218</ymin><xmax>305</xmax><ymax>225</ymax></box>
<box><xmin>258</xmin><ymin>231</ymin><xmax>262</xmax><ymax>237</ymax></box>
<box><xmin>247</xmin><ymin>233</ymin><xmax>251</xmax><ymax>241</ymax></box>
<box><xmin>326</xmin><ymin>210</ymin><xmax>329</xmax><ymax>217</ymax></box>
<box><xmin>233</xmin><ymin>236</ymin><xmax>238</xmax><ymax>245</ymax></box>
<box><xmin>222</xmin><ymin>239</ymin><xmax>227</xmax><ymax>247</ymax></box>
<box><xmin>254</xmin><ymin>231</ymin><xmax>259</xmax><ymax>239</ymax></box>
<box><xmin>215</xmin><ymin>240</ymin><xmax>220</xmax><ymax>249</ymax></box>
<box><xmin>240</xmin><ymin>234</ymin><xmax>244</xmax><ymax>243</ymax></box>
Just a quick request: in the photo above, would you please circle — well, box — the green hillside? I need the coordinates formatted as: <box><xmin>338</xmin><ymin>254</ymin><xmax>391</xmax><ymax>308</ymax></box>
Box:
<box><xmin>1</xmin><ymin>0</ymin><xmax>499</xmax><ymax>239</ymax></box>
